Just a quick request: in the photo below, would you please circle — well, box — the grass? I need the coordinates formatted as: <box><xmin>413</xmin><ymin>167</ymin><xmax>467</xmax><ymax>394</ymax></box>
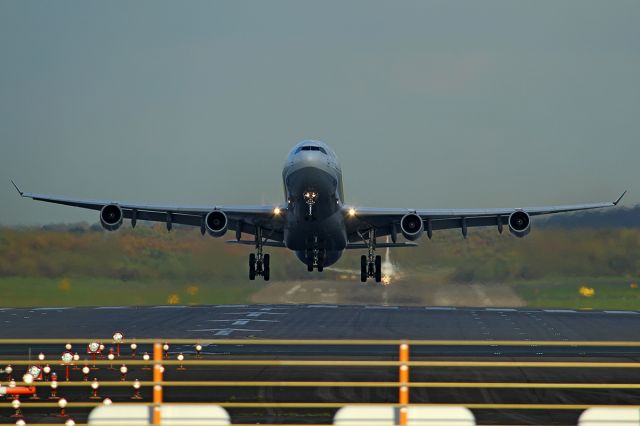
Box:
<box><xmin>0</xmin><ymin>276</ymin><xmax>256</xmax><ymax>307</ymax></box>
<box><xmin>513</xmin><ymin>276</ymin><xmax>640</xmax><ymax>310</ymax></box>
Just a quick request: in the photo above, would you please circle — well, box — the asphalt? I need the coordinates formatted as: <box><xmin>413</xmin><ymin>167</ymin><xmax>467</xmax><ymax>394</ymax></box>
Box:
<box><xmin>2</xmin><ymin>305</ymin><xmax>640</xmax><ymax>425</ymax></box>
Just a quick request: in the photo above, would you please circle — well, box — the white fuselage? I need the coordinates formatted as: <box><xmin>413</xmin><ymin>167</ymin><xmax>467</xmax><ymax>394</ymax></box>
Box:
<box><xmin>281</xmin><ymin>141</ymin><xmax>347</xmax><ymax>266</ymax></box>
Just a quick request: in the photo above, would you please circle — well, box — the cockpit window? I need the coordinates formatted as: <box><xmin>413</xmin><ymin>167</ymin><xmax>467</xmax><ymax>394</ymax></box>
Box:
<box><xmin>295</xmin><ymin>146</ymin><xmax>327</xmax><ymax>154</ymax></box>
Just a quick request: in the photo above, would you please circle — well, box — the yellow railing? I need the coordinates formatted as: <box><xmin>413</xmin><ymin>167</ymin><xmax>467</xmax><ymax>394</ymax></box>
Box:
<box><xmin>2</xmin><ymin>338</ymin><xmax>640</xmax><ymax>425</ymax></box>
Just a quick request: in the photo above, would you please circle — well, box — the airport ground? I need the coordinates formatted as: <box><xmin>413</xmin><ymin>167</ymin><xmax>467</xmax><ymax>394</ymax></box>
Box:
<box><xmin>2</xmin><ymin>304</ymin><xmax>640</xmax><ymax>425</ymax></box>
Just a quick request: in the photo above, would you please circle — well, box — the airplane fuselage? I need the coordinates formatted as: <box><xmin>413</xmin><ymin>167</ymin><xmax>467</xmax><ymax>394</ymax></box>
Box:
<box><xmin>282</xmin><ymin>140</ymin><xmax>346</xmax><ymax>267</ymax></box>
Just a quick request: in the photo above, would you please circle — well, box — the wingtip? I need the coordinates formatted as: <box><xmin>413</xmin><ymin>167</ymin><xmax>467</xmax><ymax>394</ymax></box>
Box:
<box><xmin>614</xmin><ymin>190</ymin><xmax>627</xmax><ymax>206</ymax></box>
<box><xmin>10</xmin><ymin>180</ymin><xmax>24</xmax><ymax>196</ymax></box>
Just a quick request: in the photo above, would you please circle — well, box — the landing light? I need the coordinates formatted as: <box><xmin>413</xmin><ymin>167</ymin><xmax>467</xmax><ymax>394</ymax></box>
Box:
<box><xmin>273</xmin><ymin>207</ymin><xmax>281</xmax><ymax>215</ymax></box>
<box><xmin>348</xmin><ymin>208</ymin><xmax>357</xmax><ymax>217</ymax></box>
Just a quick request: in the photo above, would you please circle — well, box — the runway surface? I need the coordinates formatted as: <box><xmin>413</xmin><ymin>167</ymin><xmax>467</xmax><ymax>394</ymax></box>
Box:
<box><xmin>2</xmin><ymin>304</ymin><xmax>640</xmax><ymax>341</ymax></box>
<box><xmin>2</xmin><ymin>305</ymin><xmax>640</xmax><ymax>425</ymax></box>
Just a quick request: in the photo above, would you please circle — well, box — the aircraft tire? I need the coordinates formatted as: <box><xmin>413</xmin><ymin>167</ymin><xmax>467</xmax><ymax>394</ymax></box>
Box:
<box><xmin>360</xmin><ymin>255</ymin><xmax>367</xmax><ymax>282</ymax></box>
<box><xmin>249</xmin><ymin>253</ymin><xmax>256</xmax><ymax>280</ymax></box>
<box><xmin>375</xmin><ymin>255</ymin><xmax>382</xmax><ymax>283</ymax></box>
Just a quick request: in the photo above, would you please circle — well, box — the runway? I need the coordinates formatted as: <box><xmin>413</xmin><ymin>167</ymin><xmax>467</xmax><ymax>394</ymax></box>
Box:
<box><xmin>2</xmin><ymin>305</ymin><xmax>640</xmax><ymax>425</ymax></box>
<box><xmin>2</xmin><ymin>304</ymin><xmax>640</xmax><ymax>341</ymax></box>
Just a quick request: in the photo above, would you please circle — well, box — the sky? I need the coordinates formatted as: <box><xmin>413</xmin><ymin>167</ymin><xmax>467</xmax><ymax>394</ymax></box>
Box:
<box><xmin>1</xmin><ymin>1</ymin><xmax>638</xmax><ymax>225</ymax></box>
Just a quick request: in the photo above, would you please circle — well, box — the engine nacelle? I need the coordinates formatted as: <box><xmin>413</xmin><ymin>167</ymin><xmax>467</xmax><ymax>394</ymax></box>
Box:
<box><xmin>205</xmin><ymin>210</ymin><xmax>228</xmax><ymax>237</ymax></box>
<box><xmin>100</xmin><ymin>204</ymin><xmax>123</xmax><ymax>231</ymax></box>
<box><xmin>508</xmin><ymin>210</ymin><xmax>531</xmax><ymax>238</ymax></box>
<box><xmin>400</xmin><ymin>213</ymin><xmax>424</xmax><ymax>241</ymax></box>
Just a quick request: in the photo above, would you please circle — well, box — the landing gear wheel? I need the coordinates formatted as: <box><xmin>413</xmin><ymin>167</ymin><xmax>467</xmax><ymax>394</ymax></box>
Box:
<box><xmin>317</xmin><ymin>253</ymin><xmax>324</xmax><ymax>272</ymax></box>
<box><xmin>360</xmin><ymin>255</ymin><xmax>367</xmax><ymax>282</ymax></box>
<box><xmin>307</xmin><ymin>258</ymin><xmax>314</xmax><ymax>272</ymax></box>
<box><xmin>249</xmin><ymin>253</ymin><xmax>256</xmax><ymax>281</ymax></box>
<box><xmin>263</xmin><ymin>254</ymin><xmax>270</xmax><ymax>281</ymax></box>
<box><xmin>374</xmin><ymin>255</ymin><xmax>382</xmax><ymax>283</ymax></box>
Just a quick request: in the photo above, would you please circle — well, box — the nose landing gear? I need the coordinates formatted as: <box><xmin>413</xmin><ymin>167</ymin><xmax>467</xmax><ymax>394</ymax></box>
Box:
<box><xmin>359</xmin><ymin>229</ymin><xmax>382</xmax><ymax>283</ymax></box>
<box><xmin>249</xmin><ymin>227</ymin><xmax>270</xmax><ymax>281</ymax></box>
<box><xmin>305</xmin><ymin>248</ymin><xmax>325</xmax><ymax>272</ymax></box>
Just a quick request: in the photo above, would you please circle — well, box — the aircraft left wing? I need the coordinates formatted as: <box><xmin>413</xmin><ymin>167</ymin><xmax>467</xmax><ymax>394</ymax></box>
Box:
<box><xmin>344</xmin><ymin>191</ymin><xmax>626</xmax><ymax>242</ymax></box>
<box><xmin>12</xmin><ymin>181</ymin><xmax>285</xmax><ymax>241</ymax></box>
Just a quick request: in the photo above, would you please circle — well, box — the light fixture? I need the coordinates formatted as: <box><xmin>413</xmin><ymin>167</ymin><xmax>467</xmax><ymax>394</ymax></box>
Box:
<box><xmin>28</xmin><ymin>365</ymin><xmax>41</xmax><ymax>378</ymax></box>
<box><xmin>103</xmin><ymin>398</ymin><xmax>112</xmax><ymax>405</ymax></box>
<box><xmin>61</xmin><ymin>352</ymin><xmax>73</xmax><ymax>365</ymax></box>
<box><xmin>348</xmin><ymin>208</ymin><xmax>357</xmax><ymax>217</ymax></box>
<box><xmin>65</xmin><ymin>343</ymin><xmax>72</xmax><ymax>351</ymax></box>
<box><xmin>273</xmin><ymin>207</ymin><xmax>281</xmax><ymax>215</ymax></box>
<box><xmin>22</xmin><ymin>373</ymin><xmax>34</xmax><ymax>385</ymax></box>
<box><xmin>38</xmin><ymin>352</ymin><xmax>45</xmax><ymax>361</ymax></box>
<box><xmin>87</xmin><ymin>342</ymin><xmax>100</xmax><ymax>354</ymax></box>
<box><xmin>112</xmin><ymin>332</ymin><xmax>123</xmax><ymax>344</ymax></box>
<box><xmin>72</xmin><ymin>353</ymin><xmax>80</xmax><ymax>362</ymax></box>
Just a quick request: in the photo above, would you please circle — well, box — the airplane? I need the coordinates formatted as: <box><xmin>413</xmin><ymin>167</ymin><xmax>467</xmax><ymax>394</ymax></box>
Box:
<box><xmin>12</xmin><ymin>140</ymin><xmax>626</xmax><ymax>283</ymax></box>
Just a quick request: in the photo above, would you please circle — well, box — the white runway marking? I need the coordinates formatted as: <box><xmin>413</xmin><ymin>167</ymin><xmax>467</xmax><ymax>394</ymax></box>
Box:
<box><xmin>224</xmin><ymin>312</ymin><xmax>286</xmax><ymax>317</ymax></box>
<box><xmin>187</xmin><ymin>328</ymin><xmax>263</xmax><ymax>333</ymax></box>
<box><xmin>209</xmin><ymin>319</ymin><xmax>279</xmax><ymax>323</ymax></box>
<box><xmin>94</xmin><ymin>306</ymin><xmax>127</xmax><ymax>309</ymax></box>
<box><xmin>485</xmin><ymin>308</ymin><xmax>517</xmax><ymax>311</ymax></box>
<box><xmin>544</xmin><ymin>309</ymin><xmax>577</xmax><ymax>313</ymax></box>
<box><xmin>604</xmin><ymin>310</ymin><xmax>639</xmax><ymax>315</ymax></box>
<box><xmin>307</xmin><ymin>305</ymin><xmax>338</xmax><ymax>308</ymax></box>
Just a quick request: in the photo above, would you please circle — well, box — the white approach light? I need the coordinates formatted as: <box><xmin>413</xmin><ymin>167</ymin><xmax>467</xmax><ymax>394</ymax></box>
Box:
<box><xmin>65</xmin><ymin>343</ymin><xmax>72</xmax><ymax>351</ymax></box>
<box><xmin>22</xmin><ymin>373</ymin><xmax>34</xmax><ymax>385</ymax></box>
<box><xmin>112</xmin><ymin>332</ymin><xmax>123</xmax><ymax>343</ymax></box>
<box><xmin>103</xmin><ymin>398</ymin><xmax>112</xmax><ymax>406</ymax></box>
<box><xmin>120</xmin><ymin>365</ymin><xmax>128</xmax><ymax>374</ymax></box>
<box><xmin>37</xmin><ymin>353</ymin><xmax>45</xmax><ymax>361</ymax></box>
<box><xmin>73</xmin><ymin>353</ymin><xmax>80</xmax><ymax>362</ymax></box>
<box><xmin>348</xmin><ymin>208</ymin><xmax>356</xmax><ymax>217</ymax></box>
<box><xmin>28</xmin><ymin>365</ymin><xmax>41</xmax><ymax>378</ymax></box>
<box><xmin>273</xmin><ymin>207</ymin><xmax>281</xmax><ymax>215</ymax></box>
<box><xmin>61</xmin><ymin>352</ymin><xmax>73</xmax><ymax>365</ymax></box>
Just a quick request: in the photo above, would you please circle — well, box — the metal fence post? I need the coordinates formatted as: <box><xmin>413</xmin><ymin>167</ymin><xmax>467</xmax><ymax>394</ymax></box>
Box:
<box><xmin>399</xmin><ymin>342</ymin><xmax>409</xmax><ymax>425</ymax></box>
<box><xmin>153</xmin><ymin>342</ymin><xmax>163</xmax><ymax>425</ymax></box>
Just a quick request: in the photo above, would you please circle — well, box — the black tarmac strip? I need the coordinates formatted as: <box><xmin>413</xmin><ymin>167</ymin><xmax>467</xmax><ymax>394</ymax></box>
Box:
<box><xmin>2</xmin><ymin>304</ymin><xmax>640</xmax><ymax>425</ymax></box>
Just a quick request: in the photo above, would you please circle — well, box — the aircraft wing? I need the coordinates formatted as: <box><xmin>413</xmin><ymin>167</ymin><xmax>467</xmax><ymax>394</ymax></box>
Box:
<box><xmin>12</xmin><ymin>182</ymin><xmax>285</xmax><ymax>240</ymax></box>
<box><xmin>344</xmin><ymin>191</ymin><xmax>626</xmax><ymax>242</ymax></box>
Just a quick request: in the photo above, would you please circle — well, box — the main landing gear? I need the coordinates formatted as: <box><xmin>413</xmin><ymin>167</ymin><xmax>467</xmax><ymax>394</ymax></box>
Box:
<box><xmin>359</xmin><ymin>230</ymin><xmax>382</xmax><ymax>283</ymax></box>
<box><xmin>249</xmin><ymin>227</ymin><xmax>270</xmax><ymax>281</ymax></box>
<box><xmin>306</xmin><ymin>248</ymin><xmax>325</xmax><ymax>272</ymax></box>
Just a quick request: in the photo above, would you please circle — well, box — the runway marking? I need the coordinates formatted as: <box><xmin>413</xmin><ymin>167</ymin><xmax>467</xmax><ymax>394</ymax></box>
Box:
<box><xmin>187</xmin><ymin>328</ymin><xmax>263</xmax><ymax>333</ymax></box>
<box><xmin>307</xmin><ymin>305</ymin><xmax>338</xmax><ymax>308</ymax></box>
<box><xmin>0</xmin><ymin>308</ymin><xmax>12</xmax><ymax>311</ymax></box>
<box><xmin>225</xmin><ymin>312</ymin><xmax>286</xmax><ymax>317</ymax></box>
<box><xmin>209</xmin><ymin>319</ymin><xmax>279</xmax><ymax>323</ymax></box>
<box><xmin>152</xmin><ymin>305</ymin><xmax>188</xmax><ymax>309</ymax></box>
<box><xmin>604</xmin><ymin>310</ymin><xmax>639</xmax><ymax>315</ymax></box>
<box><xmin>485</xmin><ymin>308</ymin><xmax>517</xmax><ymax>312</ymax></box>
<box><xmin>544</xmin><ymin>309</ymin><xmax>577</xmax><ymax>313</ymax></box>
<box><xmin>286</xmin><ymin>285</ymin><xmax>302</xmax><ymax>296</ymax></box>
<box><xmin>365</xmin><ymin>306</ymin><xmax>399</xmax><ymax>310</ymax></box>
<box><xmin>425</xmin><ymin>307</ymin><xmax>456</xmax><ymax>310</ymax></box>
<box><xmin>94</xmin><ymin>306</ymin><xmax>128</xmax><ymax>309</ymax></box>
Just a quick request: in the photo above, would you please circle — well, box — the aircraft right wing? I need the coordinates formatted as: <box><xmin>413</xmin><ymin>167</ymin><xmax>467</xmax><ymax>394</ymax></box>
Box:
<box><xmin>344</xmin><ymin>191</ymin><xmax>627</xmax><ymax>242</ymax></box>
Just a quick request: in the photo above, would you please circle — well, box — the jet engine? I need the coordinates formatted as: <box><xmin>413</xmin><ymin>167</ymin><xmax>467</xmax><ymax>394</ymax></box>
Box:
<box><xmin>100</xmin><ymin>204</ymin><xmax>123</xmax><ymax>231</ymax></box>
<box><xmin>508</xmin><ymin>210</ymin><xmax>531</xmax><ymax>238</ymax></box>
<box><xmin>400</xmin><ymin>213</ymin><xmax>424</xmax><ymax>241</ymax></box>
<box><xmin>205</xmin><ymin>210</ymin><xmax>228</xmax><ymax>237</ymax></box>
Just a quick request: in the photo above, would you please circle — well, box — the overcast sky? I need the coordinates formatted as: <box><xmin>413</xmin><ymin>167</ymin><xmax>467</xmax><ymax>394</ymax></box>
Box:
<box><xmin>1</xmin><ymin>1</ymin><xmax>638</xmax><ymax>225</ymax></box>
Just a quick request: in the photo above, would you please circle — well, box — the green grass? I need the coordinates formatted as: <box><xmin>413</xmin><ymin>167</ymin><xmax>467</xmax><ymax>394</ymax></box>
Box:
<box><xmin>0</xmin><ymin>276</ymin><xmax>256</xmax><ymax>307</ymax></box>
<box><xmin>513</xmin><ymin>276</ymin><xmax>640</xmax><ymax>310</ymax></box>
